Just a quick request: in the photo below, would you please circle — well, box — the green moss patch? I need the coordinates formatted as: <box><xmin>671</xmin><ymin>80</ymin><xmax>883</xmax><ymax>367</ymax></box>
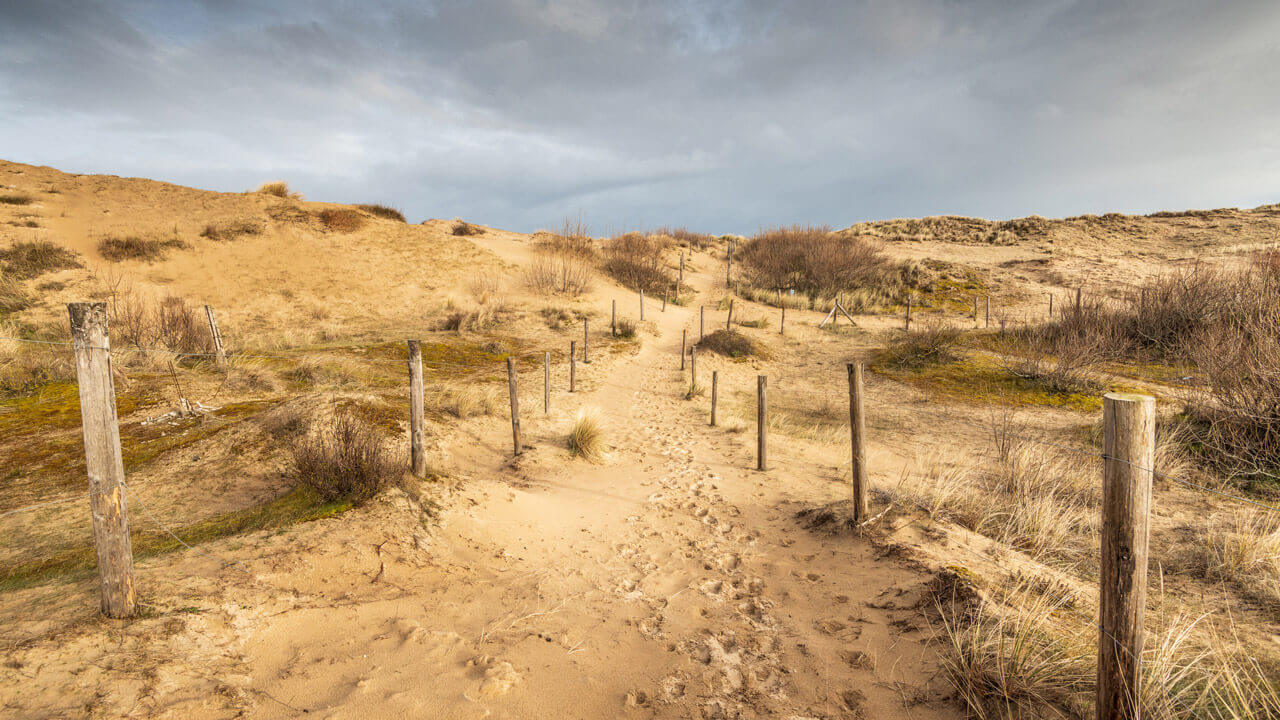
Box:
<box><xmin>871</xmin><ymin>354</ymin><xmax>1115</xmax><ymax>411</ymax></box>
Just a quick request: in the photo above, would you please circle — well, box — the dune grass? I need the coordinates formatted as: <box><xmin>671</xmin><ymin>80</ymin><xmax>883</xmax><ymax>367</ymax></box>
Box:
<box><xmin>568</xmin><ymin>408</ymin><xmax>604</xmax><ymax>461</ymax></box>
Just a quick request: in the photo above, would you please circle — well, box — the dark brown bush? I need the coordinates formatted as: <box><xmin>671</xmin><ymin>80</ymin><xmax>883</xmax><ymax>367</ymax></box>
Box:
<box><xmin>696</xmin><ymin>329</ymin><xmax>769</xmax><ymax>359</ymax></box>
<box><xmin>602</xmin><ymin>232</ymin><xmax>672</xmax><ymax>293</ymax></box>
<box><xmin>200</xmin><ymin>219</ymin><xmax>264</xmax><ymax>241</ymax></box>
<box><xmin>97</xmin><ymin>235</ymin><xmax>186</xmax><ymax>262</ymax></box>
<box><xmin>451</xmin><ymin>220</ymin><xmax>483</xmax><ymax>236</ymax></box>
<box><xmin>289</xmin><ymin>411</ymin><xmax>398</xmax><ymax>505</ymax></box>
<box><xmin>0</xmin><ymin>240</ymin><xmax>80</xmax><ymax>279</ymax></box>
<box><xmin>880</xmin><ymin>322</ymin><xmax>964</xmax><ymax>369</ymax></box>
<box><xmin>652</xmin><ymin>226</ymin><xmax>715</xmax><ymax>249</ymax></box>
<box><xmin>0</xmin><ymin>193</ymin><xmax>32</xmax><ymax>205</ymax></box>
<box><xmin>155</xmin><ymin>295</ymin><xmax>213</xmax><ymax>355</ymax></box>
<box><xmin>356</xmin><ymin>204</ymin><xmax>406</xmax><ymax>222</ymax></box>
<box><xmin>736</xmin><ymin>226</ymin><xmax>894</xmax><ymax>300</ymax></box>
<box><xmin>318</xmin><ymin>208</ymin><xmax>365</xmax><ymax>233</ymax></box>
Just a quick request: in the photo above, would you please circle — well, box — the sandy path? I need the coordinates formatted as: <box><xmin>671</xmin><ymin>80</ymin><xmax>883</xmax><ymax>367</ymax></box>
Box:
<box><xmin>233</xmin><ymin>290</ymin><xmax>959</xmax><ymax>719</ymax></box>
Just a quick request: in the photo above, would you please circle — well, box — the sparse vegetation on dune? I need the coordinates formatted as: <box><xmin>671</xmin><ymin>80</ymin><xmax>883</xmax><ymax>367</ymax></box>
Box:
<box><xmin>878</xmin><ymin>322</ymin><xmax>963</xmax><ymax>369</ymax></box>
<box><xmin>614</xmin><ymin>316</ymin><xmax>637</xmax><ymax>338</ymax></box>
<box><xmin>451</xmin><ymin>218</ymin><xmax>483</xmax><ymax>236</ymax></box>
<box><xmin>97</xmin><ymin>234</ymin><xmax>187</xmax><ymax>262</ymax></box>
<box><xmin>0</xmin><ymin>240</ymin><xmax>80</xmax><ymax>279</ymax></box>
<box><xmin>357</xmin><ymin>204</ymin><xmax>406</xmax><ymax>222</ymax></box>
<box><xmin>696</xmin><ymin>329</ymin><xmax>768</xmax><ymax>359</ymax></box>
<box><xmin>199</xmin><ymin>218</ymin><xmax>264</xmax><ymax>241</ymax></box>
<box><xmin>567</xmin><ymin>408</ymin><xmax>604</xmax><ymax>461</ymax></box>
<box><xmin>289</xmin><ymin>410</ymin><xmax>400</xmax><ymax>505</ymax></box>
<box><xmin>254</xmin><ymin>180</ymin><xmax>302</xmax><ymax>199</ymax></box>
<box><xmin>602</xmin><ymin>231</ymin><xmax>674</xmax><ymax>293</ymax></box>
<box><xmin>0</xmin><ymin>192</ymin><xmax>33</xmax><ymax>205</ymax></box>
<box><xmin>317</xmin><ymin>207</ymin><xmax>365</xmax><ymax>233</ymax></box>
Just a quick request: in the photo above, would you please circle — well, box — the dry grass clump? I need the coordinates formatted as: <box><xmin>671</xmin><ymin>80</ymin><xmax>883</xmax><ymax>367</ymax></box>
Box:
<box><xmin>696</xmin><ymin>329</ymin><xmax>768</xmax><ymax>359</ymax></box>
<box><xmin>97</xmin><ymin>234</ymin><xmax>186</xmax><ymax>262</ymax></box>
<box><xmin>289</xmin><ymin>411</ymin><xmax>399</xmax><ymax>505</ymax></box>
<box><xmin>0</xmin><ymin>276</ymin><xmax>32</xmax><ymax>316</ymax></box>
<box><xmin>735</xmin><ymin>225</ymin><xmax>895</xmax><ymax>300</ymax></box>
<box><xmin>428</xmin><ymin>384</ymin><xmax>501</xmax><ymax>418</ymax></box>
<box><xmin>438</xmin><ymin>299</ymin><xmax>506</xmax><ymax>333</ymax></box>
<box><xmin>451</xmin><ymin>219</ymin><xmax>483</xmax><ymax>236</ymax></box>
<box><xmin>199</xmin><ymin>218</ymin><xmax>264</xmax><ymax>241</ymax></box>
<box><xmin>0</xmin><ymin>193</ymin><xmax>33</xmax><ymax>205</ymax></box>
<box><xmin>255</xmin><ymin>180</ymin><xmax>302</xmax><ymax>199</ymax></box>
<box><xmin>356</xmin><ymin>204</ymin><xmax>406</xmax><ymax>222</ymax></box>
<box><xmin>99</xmin><ymin>280</ymin><xmax>214</xmax><ymax>355</ymax></box>
<box><xmin>880</xmin><ymin>322</ymin><xmax>964</xmax><ymax>369</ymax></box>
<box><xmin>317</xmin><ymin>208</ymin><xmax>365</xmax><ymax>233</ymax></box>
<box><xmin>525</xmin><ymin>250</ymin><xmax>593</xmax><ymax>296</ymax></box>
<box><xmin>567</xmin><ymin>408</ymin><xmax>604</xmax><ymax>461</ymax></box>
<box><xmin>1195</xmin><ymin>510</ymin><xmax>1280</xmax><ymax>605</ymax></box>
<box><xmin>615</xmin><ymin>317</ymin><xmax>637</xmax><ymax>338</ymax></box>
<box><xmin>0</xmin><ymin>240</ymin><xmax>81</xmax><ymax>279</ymax></box>
<box><xmin>651</xmin><ymin>226</ymin><xmax>715</xmax><ymax>249</ymax></box>
<box><xmin>602</xmin><ymin>232</ymin><xmax>673</xmax><ymax>293</ymax></box>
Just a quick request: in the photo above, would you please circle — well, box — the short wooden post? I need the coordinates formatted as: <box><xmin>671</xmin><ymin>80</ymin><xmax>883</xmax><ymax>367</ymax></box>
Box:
<box><xmin>408</xmin><ymin>340</ymin><xmax>426</xmax><ymax>478</ymax></box>
<box><xmin>1097</xmin><ymin>393</ymin><xmax>1155</xmax><ymax>720</ymax></box>
<box><xmin>506</xmin><ymin>357</ymin><xmax>522</xmax><ymax>455</ymax></box>
<box><xmin>569</xmin><ymin>341</ymin><xmax>576</xmax><ymax>393</ymax></box>
<box><xmin>710</xmin><ymin>370</ymin><xmax>718</xmax><ymax>426</ymax></box>
<box><xmin>848</xmin><ymin>363</ymin><xmax>868</xmax><ymax>522</ymax></box>
<box><xmin>1076</xmin><ymin>286</ymin><xmax>1083</xmax><ymax>309</ymax></box>
<box><xmin>984</xmin><ymin>296</ymin><xmax>991</xmax><ymax>328</ymax></box>
<box><xmin>726</xmin><ymin>299</ymin><xmax>734</xmax><ymax>331</ymax></box>
<box><xmin>611</xmin><ymin>299</ymin><xmax>617</xmax><ymax>336</ymax></box>
<box><xmin>583</xmin><ymin>318</ymin><xmax>590</xmax><ymax>363</ymax></box>
<box><xmin>690</xmin><ymin>346</ymin><xmax>698</xmax><ymax>389</ymax></box>
<box><xmin>1049</xmin><ymin>294</ymin><xmax>1054</xmax><ymax>318</ymax></box>
<box><xmin>543</xmin><ymin>352</ymin><xmax>551</xmax><ymax>414</ymax></box>
<box><xmin>905</xmin><ymin>296</ymin><xmax>912</xmax><ymax>332</ymax></box>
<box><xmin>780</xmin><ymin>305</ymin><xmax>786</xmax><ymax>334</ymax></box>
<box><xmin>204</xmin><ymin>305</ymin><xmax>227</xmax><ymax>368</ymax></box>
<box><xmin>726</xmin><ymin>250</ymin><xmax>732</xmax><ymax>287</ymax></box>
<box><xmin>68</xmin><ymin>302</ymin><xmax>136</xmax><ymax>618</ymax></box>
<box><xmin>679</xmin><ymin>252</ymin><xmax>685</xmax><ymax>287</ymax></box>
<box><xmin>699</xmin><ymin>306</ymin><xmax>705</xmax><ymax>340</ymax></box>
<box><xmin>680</xmin><ymin>329</ymin><xmax>687</xmax><ymax>370</ymax></box>
<box><xmin>640</xmin><ymin>290</ymin><xmax>645</xmax><ymax>321</ymax></box>
<box><xmin>756</xmin><ymin>375</ymin><xmax>767</xmax><ymax>471</ymax></box>
<box><xmin>662</xmin><ymin>289</ymin><xmax>667</xmax><ymax>312</ymax></box>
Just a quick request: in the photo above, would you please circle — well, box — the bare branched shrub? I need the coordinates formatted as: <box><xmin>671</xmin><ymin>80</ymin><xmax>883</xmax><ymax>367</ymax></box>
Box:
<box><xmin>317</xmin><ymin>208</ymin><xmax>365</xmax><ymax>233</ymax></box>
<box><xmin>356</xmin><ymin>204</ymin><xmax>406</xmax><ymax>222</ymax></box>
<box><xmin>289</xmin><ymin>411</ymin><xmax>399</xmax><ymax>505</ymax></box>
<box><xmin>736</xmin><ymin>226</ymin><xmax>894</xmax><ymax>300</ymax></box>
<box><xmin>602</xmin><ymin>232</ymin><xmax>672</xmax><ymax>293</ymax></box>
<box><xmin>155</xmin><ymin>295</ymin><xmax>213</xmax><ymax>355</ymax></box>
<box><xmin>997</xmin><ymin>320</ymin><xmax>1111</xmax><ymax>395</ymax></box>
<box><xmin>880</xmin><ymin>322</ymin><xmax>963</xmax><ymax>368</ymax></box>
<box><xmin>0</xmin><ymin>241</ymin><xmax>81</xmax><ymax>279</ymax></box>
<box><xmin>524</xmin><ymin>252</ymin><xmax>593</xmax><ymax>296</ymax></box>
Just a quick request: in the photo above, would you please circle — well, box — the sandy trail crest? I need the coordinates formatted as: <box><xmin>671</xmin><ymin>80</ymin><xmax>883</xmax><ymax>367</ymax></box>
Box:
<box><xmin>233</xmin><ymin>300</ymin><xmax>959</xmax><ymax>719</ymax></box>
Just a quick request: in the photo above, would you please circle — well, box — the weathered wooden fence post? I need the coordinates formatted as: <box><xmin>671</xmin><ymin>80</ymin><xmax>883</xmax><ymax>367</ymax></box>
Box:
<box><xmin>680</xmin><ymin>329</ymin><xmax>687</xmax><ymax>370</ymax></box>
<box><xmin>68</xmin><ymin>302</ymin><xmax>136</xmax><ymax>618</ymax></box>
<box><xmin>690</xmin><ymin>346</ymin><xmax>698</xmax><ymax>389</ymax></box>
<box><xmin>204</xmin><ymin>305</ymin><xmax>227</xmax><ymax>368</ymax></box>
<box><xmin>640</xmin><ymin>289</ymin><xmax>645</xmax><ymax>321</ymax></box>
<box><xmin>408</xmin><ymin>340</ymin><xmax>426</xmax><ymax>478</ymax></box>
<box><xmin>848</xmin><ymin>363</ymin><xmax>868</xmax><ymax>522</ymax></box>
<box><xmin>756</xmin><ymin>375</ymin><xmax>767</xmax><ymax>471</ymax></box>
<box><xmin>699</xmin><ymin>306</ymin><xmax>705</xmax><ymax>340</ymax></box>
<box><xmin>985</xmin><ymin>296</ymin><xmax>991</xmax><ymax>328</ymax></box>
<box><xmin>569</xmin><ymin>341</ymin><xmax>576</xmax><ymax>393</ymax></box>
<box><xmin>905</xmin><ymin>296</ymin><xmax>912</xmax><ymax>333</ymax></box>
<box><xmin>1097</xmin><ymin>392</ymin><xmax>1155</xmax><ymax>720</ymax></box>
<box><xmin>726</xmin><ymin>299</ymin><xmax>734</xmax><ymax>331</ymax></box>
<box><xmin>583</xmin><ymin>318</ymin><xmax>590</xmax><ymax>363</ymax></box>
<box><xmin>780</xmin><ymin>305</ymin><xmax>786</xmax><ymax>335</ymax></box>
<box><xmin>710</xmin><ymin>370</ymin><xmax>718</xmax><ymax>426</ymax></box>
<box><xmin>1049</xmin><ymin>294</ymin><xmax>1054</xmax><ymax>318</ymax></box>
<box><xmin>543</xmin><ymin>352</ymin><xmax>551</xmax><ymax>414</ymax></box>
<box><xmin>1076</xmin><ymin>286</ymin><xmax>1083</xmax><ymax>309</ymax></box>
<box><xmin>679</xmin><ymin>252</ymin><xmax>685</xmax><ymax>288</ymax></box>
<box><xmin>506</xmin><ymin>357</ymin><xmax>522</xmax><ymax>455</ymax></box>
<box><xmin>611</xmin><ymin>299</ymin><xmax>617</xmax><ymax>336</ymax></box>
<box><xmin>662</xmin><ymin>288</ymin><xmax>667</xmax><ymax>312</ymax></box>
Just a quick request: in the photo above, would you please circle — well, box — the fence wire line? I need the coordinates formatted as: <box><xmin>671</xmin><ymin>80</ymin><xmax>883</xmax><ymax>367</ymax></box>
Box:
<box><xmin>120</xmin><ymin>482</ymin><xmax>254</xmax><ymax>576</ymax></box>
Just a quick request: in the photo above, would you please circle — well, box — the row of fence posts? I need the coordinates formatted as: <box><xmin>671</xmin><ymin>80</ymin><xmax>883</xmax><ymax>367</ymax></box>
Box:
<box><xmin>67</xmin><ymin>296</ymin><xmax>1151</xmax><ymax>719</ymax></box>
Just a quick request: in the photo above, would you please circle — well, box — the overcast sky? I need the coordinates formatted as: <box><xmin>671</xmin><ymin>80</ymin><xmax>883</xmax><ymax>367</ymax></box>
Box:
<box><xmin>1</xmin><ymin>1</ymin><xmax>1277</xmax><ymax>234</ymax></box>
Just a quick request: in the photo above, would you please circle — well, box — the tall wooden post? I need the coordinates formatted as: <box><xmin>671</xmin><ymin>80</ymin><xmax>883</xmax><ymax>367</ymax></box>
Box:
<box><xmin>710</xmin><ymin>370</ymin><xmax>718</xmax><ymax>426</ymax></box>
<box><xmin>699</xmin><ymin>306</ymin><xmax>705</xmax><ymax>340</ymax></box>
<box><xmin>1076</xmin><ymin>286</ymin><xmax>1083</xmax><ymax>309</ymax></box>
<box><xmin>756</xmin><ymin>375</ymin><xmax>767</xmax><ymax>471</ymax></box>
<box><xmin>680</xmin><ymin>329</ymin><xmax>687</xmax><ymax>370</ymax></box>
<box><xmin>1049</xmin><ymin>294</ymin><xmax>1054</xmax><ymax>318</ymax></box>
<box><xmin>848</xmin><ymin>363</ymin><xmax>868</xmax><ymax>522</ymax></box>
<box><xmin>569</xmin><ymin>341</ymin><xmax>576</xmax><ymax>393</ymax></box>
<box><xmin>611</xmin><ymin>299</ymin><xmax>617</xmax><ymax>336</ymax></box>
<box><xmin>408</xmin><ymin>340</ymin><xmax>426</xmax><ymax>478</ymax></box>
<box><xmin>640</xmin><ymin>290</ymin><xmax>645</xmax><ymax>321</ymax></box>
<box><xmin>506</xmin><ymin>357</ymin><xmax>522</xmax><ymax>455</ymax></box>
<box><xmin>985</xmin><ymin>296</ymin><xmax>991</xmax><ymax>328</ymax></box>
<box><xmin>780</xmin><ymin>305</ymin><xmax>786</xmax><ymax>334</ymax></box>
<box><xmin>690</xmin><ymin>347</ymin><xmax>698</xmax><ymax>389</ymax></box>
<box><xmin>679</xmin><ymin>252</ymin><xmax>684</xmax><ymax>288</ymax></box>
<box><xmin>726</xmin><ymin>299</ymin><xmax>734</xmax><ymax>331</ymax></box>
<box><xmin>68</xmin><ymin>302</ymin><xmax>136</xmax><ymax>618</ymax></box>
<box><xmin>1097</xmin><ymin>393</ymin><xmax>1155</xmax><ymax>720</ymax></box>
<box><xmin>204</xmin><ymin>305</ymin><xmax>227</xmax><ymax>368</ymax></box>
<box><xmin>543</xmin><ymin>352</ymin><xmax>551</xmax><ymax>414</ymax></box>
<box><xmin>905</xmin><ymin>296</ymin><xmax>912</xmax><ymax>332</ymax></box>
<box><xmin>583</xmin><ymin>318</ymin><xmax>590</xmax><ymax>363</ymax></box>
<box><xmin>726</xmin><ymin>249</ymin><xmax>732</xmax><ymax>287</ymax></box>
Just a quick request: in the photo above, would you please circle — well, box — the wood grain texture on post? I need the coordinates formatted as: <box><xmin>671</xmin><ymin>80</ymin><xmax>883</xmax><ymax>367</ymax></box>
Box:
<box><xmin>68</xmin><ymin>302</ymin><xmax>137</xmax><ymax>618</ymax></box>
<box><xmin>543</xmin><ymin>352</ymin><xmax>550</xmax><ymax>414</ymax></box>
<box><xmin>204</xmin><ymin>305</ymin><xmax>227</xmax><ymax>368</ymax></box>
<box><xmin>780</xmin><ymin>305</ymin><xmax>785</xmax><ymax>334</ymax></box>
<box><xmin>408</xmin><ymin>340</ymin><xmax>426</xmax><ymax>478</ymax></box>
<box><xmin>710</xmin><ymin>370</ymin><xmax>718</xmax><ymax>426</ymax></box>
<box><xmin>848</xmin><ymin>363</ymin><xmax>868</xmax><ymax>521</ymax></box>
<box><xmin>756</xmin><ymin>375</ymin><xmax>767</xmax><ymax>471</ymax></box>
<box><xmin>681</xmin><ymin>329</ymin><xmax>687</xmax><ymax>370</ymax></box>
<box><xmin>1097</xmin><ymin>392</ymin><xmax>1155</xmax><ymax>720</ymax></box>
<box><xmin>569</xmin><ymin>341</ymin><xmax>576</xmax><ymax>393</ymax></box>
<box><xmin>506</xmin><ymin>357</ymin><xmax>522</xmax><ymax>455</ymax></box>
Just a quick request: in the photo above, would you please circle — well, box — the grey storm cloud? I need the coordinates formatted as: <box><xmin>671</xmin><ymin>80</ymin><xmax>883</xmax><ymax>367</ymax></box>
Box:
<box><xmin>1</xmin><ymin>0</ymin><xmax>1277</xmax><ymax>234</ymax></box>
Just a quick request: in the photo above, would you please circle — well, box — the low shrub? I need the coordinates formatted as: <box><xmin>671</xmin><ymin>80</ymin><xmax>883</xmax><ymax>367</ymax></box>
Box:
<box><xmin>567</xmin><ymin>408</ymin><xmax>604</xmax><ymax>461</ymax></box>
<box><xmin>652</xmin><ymin>226</ymin><xmax>715</xmax><ymax>249</ymax></box>
<box><xmin>736</xmin><ymin>225</ymin><xmax>894</xmax><ymax>300</ymax></box>
<box><xmin>155</xmin><ymin>295</ymin><xmax>214</xmax><ymax>355</ymax></box>
<box><xmin>289</xmin><ymin>411</ymin><xmax>399</xmax><ymax>505</ymax></box>
<box><xmin>615</xmin><ymin>317</ymin><xmax>637</xmax><ymax>338</ymax></box>
<box><xmin>199</xmin><ymin>219</ymin><xmax>264</xmax><ymax>241</ymax></box>
<box><xmin>696</xmin><ymin>329</ymin><xmax>768</xmax><ymax>359</ymax></box>
<box><xmin>879</xmin><ymin>322</ymin><xmax>964</xmax><ymax>369</ymax></box>
<box><xmin>0</xmin><ymin>276</ymin><xmax>31</xmax><ymax>316</ymax></box>
<box><xmin>602</xmin><ymin>232</ymin><xmax>672</xmax><ymax>293</ymax></box>
<box><xmin>317</xmin><ymin>208</ymin><xmax>365</xmax><ymax>233</ymax></box>
<box><xmin>525</xmin><ymin>251</ymin><xmax>593</xmax><ymax>296</ymax></box>
<box><xmin>357</xmin><ymin>204</ymin><xmax>406</xmax><ymax>222</ymax></box>
<box><xmin>97</xmin><ymin>235</ymin><xmax>186</xmax><ymax>262</ymax></box>
<box><xmin>255</xmin><ymin>181</ymin><xmax>302</xmax><ymax>199</ymax></box>
<box><xmin>451</xmin><ymin>219</ymin><xmax>483</xmax><ymax>236</ymax></box>
<box><xmin>0</xmin><ymin>193</ymin><xmax>32</xmax><ymax>205</ymax></box>
<box><xmin>0</xmin><ymin>240</ymin><xmax>81</xmax><ymax>279</ymax></box>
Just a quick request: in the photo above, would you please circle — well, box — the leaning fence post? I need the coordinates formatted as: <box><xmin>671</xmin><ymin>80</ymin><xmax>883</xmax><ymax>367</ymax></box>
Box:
<box><xmin>848</xmin><ymin>363</ymin><xmax>868</xmax><ymax>522</ymax></box>
<box><xmin>408</xmin><ymin>340</ymin><xmax>426</xmax><ymax>478</ymax></box>
<box><xmin>973</xmin><ymin>295</ymin><xmax>979</xmax><ymax>322</ymax></box>
<box><xmin>543</xmin><ymin>352</ymin><xmax>551</xmax><ymax>414</ymax></box>
<box><xmin>569</xmin><ymin>341</ymin><xmax>576</xmax><ymax>393</ymax></box>
<box><xmin>1097</xmin><ymin>393</ymin><xmax>1155</xmax><ymax>720</ymax></box>
<box><xmin>506</xmin><ymin>357</ymin><xmax>522</xmax><ymax>455</ymax></box>
<box><xmin>756</xmin><ymin>375</ymin><xmax>767</xmax><ymax>471</ymax></box>
<box><xmin>681</xmin><ymin>329</ymin><xmax>687</xmax><ymax>370</ymax></box>
<box><xmin>68</xmin><ymin>302</ymin><xmax>136</xmax><ymax>618</ymax></box>
<box><xmin>583</xmin><ymin>318</ymin><xmax>590</xmax><ymax>363</ymax></box>
<box><xmin>710</xmin><ymin>370</ymin><xmax>718</xmax><ymax>426</ymax></box>
<box><xmin>726</xmin><ymin>299</ymin><xmax>734</xmax><ymax>331</ymax></box>
<box><xmin>204</xmin><ymin>305</ymin><xmax>227</xmax><ymax>368</ymax></box>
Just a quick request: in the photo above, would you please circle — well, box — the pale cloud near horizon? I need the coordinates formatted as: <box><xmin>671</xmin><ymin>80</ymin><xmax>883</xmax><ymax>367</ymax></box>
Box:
<box><xmin>0</xmin><ymin>0</ymin><xmax>1277</xmax><ymax>234</ymax></box>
